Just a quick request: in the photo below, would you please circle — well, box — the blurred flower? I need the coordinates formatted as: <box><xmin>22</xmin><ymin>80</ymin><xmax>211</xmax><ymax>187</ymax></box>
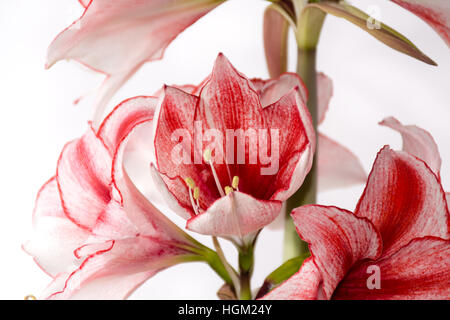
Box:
<box><xmin>46</xmin><ymin>0</ymin><xmax>225</xmax><ymax>125</ymax></box>
<box><xmin>263</xmin><ymin>144</ymin><xmax>450</xmax><ymax>299</ymax></box>
<box><xmin>23</xmin><ymin>96</ymin><xmax>203</xmax><ymax>299</ymax></box>
<box><xmin>151</xmin><ymin>53</ymin><xmax>315</xmax><ymax>241</ymax></box>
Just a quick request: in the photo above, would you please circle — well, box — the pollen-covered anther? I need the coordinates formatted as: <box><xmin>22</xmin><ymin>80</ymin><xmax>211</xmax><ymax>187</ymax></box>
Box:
<box><xmin>225</xmin><ymin>186</ymin><xmax>233</xmax><ymax>195</ymax></box>
<box><xmin>185</xmin><ymin>177</ymin><xmax>199</xmax><ymax>216</ymax></box>
<box><xmin>232</xmin><ymin>176</ymin><xmax>239</xmax><ymax>190</ymax></box>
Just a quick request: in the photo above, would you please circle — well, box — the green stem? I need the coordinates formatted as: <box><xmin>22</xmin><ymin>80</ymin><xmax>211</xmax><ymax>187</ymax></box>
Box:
<box><xmin>238</xmin><ymin>244</ymin><xmax>254</xmax><ymax>300</ymax></box>
<box><xmin>283</xmin><ymin>47</ymin><xmax>318</xmax><ymax>261</ymax></box>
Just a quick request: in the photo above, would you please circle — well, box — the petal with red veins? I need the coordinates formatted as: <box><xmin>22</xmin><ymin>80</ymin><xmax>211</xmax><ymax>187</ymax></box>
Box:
<box><xmin>23</xmin><ymin>178</ymin><xmax>90</xmax><ymax>277</ymax></box>
<box><xmin>291</xmin><ymin>205</ymin><xmax>383</xmax><ymax>299</ymax></box>
<box><xmin>392</xmin><ymin>0</ymin><xmax>450</xmax><ymax>47</ymax></box>
<box><xmin>98</xmin><ymin>96</ymin><xmax>157</xmax><ymax>154</ymax></box>
<box><xmin>78</xmin><ymin>0</ymin><xmax>90</xmax><ymax>8</ymax></box>
<box><xmin>355</xmin><ymin>147</ymin><xmax>450</xmax><ymax>256</ymax></box>
<box><xmin>47</xmin><ymin>0</ymin><xmax>223</xmax><ymax>123</ymax></box>
<box><xmin>317</xmin><ymin>133</ymin><xmax>366</xmax><ymax>191</ymax></box>
<box><xmin>196</xmin><ymin>53</ymin><xmax>266</xmax><ymax>133</ymax></box>
<box><xmin>44</xmin><ymin>236</ymin><xmax>190</xmax><ymax>300</ymax></box>
<box><xmin>317</xmin><ymin>72</ymin><xmax>333</xmax><ymax>125</ymax></box>
<box><xmin>333</xmin><ymin>237</ymin><xmax>450</xmax><ymax>300</ymax></box>
<box><xmin>186</xmin><ymin>191</ymin><xmax>282</xmax><ymax>237</ymax></box>
<box><xmin>154</xmin><ymin>86</ymin><xmax>198</xmax><ymax>179</ymax></box>
<box><xmin>380</xmin><ymin>116</ymin><xmax>442</xmax><ymax>177</ymax></box>
<box><xmin>56</xmin><ymin>127</ymin><xmax>112</xmax><ymax>231</ymax></box>
<box><xmin>261</xmin><ymin>259</ymin><xmax>324</xmax><ymax>300</ymax></box>
<box><xmin>263</xmin><ymin>89</ymin><xmax>314</xmax><ymax>201</ymax></box>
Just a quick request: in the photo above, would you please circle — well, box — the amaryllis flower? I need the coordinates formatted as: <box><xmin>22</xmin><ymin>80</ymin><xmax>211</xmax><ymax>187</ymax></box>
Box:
<box><xmin>23</xmin><ymin>96</ymin><xmax>205</xmax><ymax>299</ymax></box>
<box><xmin>392</xmin><ymin>0</ymin><xmax>450</xmax><ymax>46</ymax></box>
<box><xmin>150</xmin><ymin>53</ymin><xmax>315</xmax><ymax>240</ymax></box>
<box><xmin>263</xmin><ymin>145</ymin><xmax>450</xmax><ymax>299</ymax></box>
<box><xmin>47</xmin><ymin>0</ymin><xmax>225</xmax><ymax>124</ymax></box>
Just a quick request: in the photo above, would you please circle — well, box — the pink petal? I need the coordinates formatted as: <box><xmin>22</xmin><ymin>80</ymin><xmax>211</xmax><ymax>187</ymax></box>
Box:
<box><xmin>186</xmin><ymin>191</ymin><xmax>282</xmax><ymax>237</ymax></box>
<box><xmin>291</xmin><ymin>205</ymin><xmax>383</xmax><ymax>299</ymax></box>
<box><xmin>380</xmin><ymin>116</ymin><xmax>442</xmax><ymax>178</ymax></box>
<box><xmin>23</xmin><ymin>178</ymin><xmax>90</xmax><ymax>277</ymax></box>
<box><xmin>317</xmin><ymin>72</ymin><xmax>333</xmax><ymax>125</ymax></box>
<box><xmin>47</xmin><ymin>0</ymin><xmax>222</xmax><ymax>123</ymax></box>
<box><xmin>263</xmin><ymin>6</ymin><xmax>289</xmax><ymax>78</ymax></box>
<box><xmin>446</xmin><ymin>192</ymin><xmax>450</xmax><ymax>206</ymax></box>
<box><xmin>392</xmin><ymin>0</ymin><xmax>450</xmax><ymax>46</ymax></box>
<box><xmin>317</xmin><ymin>134</ymin><xmax>366</xmax><ymax>191</ymax></box>
<box><xmin>263</xmin><ymin>88</ymin><xmax>314</xmax><ymax>201</ymax></box>
<box><xmin>255</xmin><ymin>73</ymin><xmax>308</xmax><ymax>108</ymax></box>
<box><xmin>355</xmin><ymin>146</ymin><xmax>450</xmax><ymax>256</ymax></box>
<box><xmin>44</xmin><ymin>236</ymin><xmax>189</xmax><ymax>299</ymax></box>
<box><xmin>334</xmin><ymin>236</ymin><xmax>450</xmax><ymax>299</ymax></box>
<box><xmin>261</xmin><ymin>259</ymin><xmax>324</xmax><ymax>300</ymax></box>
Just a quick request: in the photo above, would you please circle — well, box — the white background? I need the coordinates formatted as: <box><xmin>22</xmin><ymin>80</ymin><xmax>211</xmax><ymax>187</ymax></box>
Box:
<box><xmin>0</xmin><ymin>0</ymin><xmax>448</xmax><ymax>299</ymax></box>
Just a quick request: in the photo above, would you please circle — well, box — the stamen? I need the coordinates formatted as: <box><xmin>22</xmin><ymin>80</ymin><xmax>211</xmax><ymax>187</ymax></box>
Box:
<box><xmin>232</xmin><ymin>176</ymin><xmax>240</xmax><ymax>190</ymax></box>
<box><xmin>24</xmin><ymin>295</ymin><xmax>37</xmax><ymax>300</ymax></box>
<box><xmin>193</xmin><ymin>187</ymin><xmax>200</xmax><ymax>200</ymax></box>
<box><xmin>203</xmin><ymin>148</ymin><xmax>225</xmax><ymax>197</ymax></box>
<box><xmin>185</xmin><ymin>177</ymin><xmax>196</xmax><ymax>189</ymax></box>
<box><xmin>184</xmin><ymin>177</ymin><xmax>199</xmax><ymax>216</ymax></box>
<box><xmin>225</xmin><ymin>186</ymin><xmax>233</xmax><ymax>195</ymax></box>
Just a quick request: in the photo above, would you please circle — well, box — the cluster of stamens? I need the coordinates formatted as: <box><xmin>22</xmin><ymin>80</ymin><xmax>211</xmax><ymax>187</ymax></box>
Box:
<box><xmin>184</xmin><ymin>149</ymin><xmax>240</xmax><ymax>216</ymax></box>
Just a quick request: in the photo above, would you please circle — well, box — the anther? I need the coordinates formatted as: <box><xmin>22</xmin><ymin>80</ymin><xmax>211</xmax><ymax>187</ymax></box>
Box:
<box><xmin>232</xmin><ymin>176</ymin><xmax>239</xmax><ymax>190</ymax></box>
<box><xmin>185</xmin><ymin>177</ymin><xmax>196</xmax><ymax>189</ymax></box>
<box><xmin>193</xmin><ymin>187</ymin><xmax>200</xmax><ymax>200</ymax></box>
<box><xmin>225</xmin><ymin>186</ymin><xmax>233</xmax><ymax>195</ymax></box>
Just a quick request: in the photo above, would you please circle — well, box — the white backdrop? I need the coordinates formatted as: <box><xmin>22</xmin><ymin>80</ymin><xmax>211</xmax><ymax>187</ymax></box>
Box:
<box><xmin>0</xmin><ymin>0</ymin><xmax>448</xmax><ymax>299</ymax></box>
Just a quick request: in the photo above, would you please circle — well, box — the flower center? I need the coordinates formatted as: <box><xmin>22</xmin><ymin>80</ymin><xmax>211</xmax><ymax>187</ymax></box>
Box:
<box><xmin>184</xmin><ymin>148</ymin><xmax>240</xmax><ymax>216</ymax></box>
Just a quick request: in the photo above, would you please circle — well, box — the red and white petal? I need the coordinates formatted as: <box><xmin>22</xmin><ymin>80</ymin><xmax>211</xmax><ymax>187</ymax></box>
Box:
<box><xmin>154</xmin><ymin>86</ymin><xmax>198</xmax><ymax>178</ymax></box>
<box><xmin>196</xmin><ymin>53</ymin><xmax>266</xmax><ymax>133</ymax></box>
<box><xmin>317</xmin><ymin>73</ymin><xmax>333</xmax><ymax>125</ymax></box>
<box><xmin>291</xmin><ymin>205</ymin><xmax>383</xmax><ymax>299</ymax></box>
<box><xmin>392</xmin><ymin>0</ymin><xmax>450</xmax><ymax>47</ymax></box>
<box><xmin>263</xmin><ymin>6</ymin><xmax>289</xmax><ymax>78</ymax></box>
<box><xmin>47</xmin><ymin>0</ymin><xmax>222</xmax><ymax>122</ymax></box>
<box><xmin>355</xmin><ymin>147</ymin><xmax>450</xmax><ymax>256</ymax></box>
<box><xmin>333</xmin><ymin>237</ymin><xmax>450</xmax><ymax>300</ymax></box>
<box><xmin>446</xmin><ymin>193</ymin><xmax>450</xmax><ymax>206</ymax></box>
<box><xmin>261</xmin><ymin>259</ymin><xmax>324</xmax><ymax>300</ymax></box>
<box><xmin>43</xmin><ymin>236</ymin><xmax>189</xmax><ymax>300</ymax></box>
<box><xmin>380</xmin><ymin>117</ymin><xmax>442</xmax><ymax>177</ymax></box>
<box><xmin>23</xmin><ymin>178</ymin><xmax>90</xmax><ymax>277</ymax></box>
<box><xmin>317</xmin><ymin>134</ymin><xmax>366</xmax><ymax>191</ymax></box>
<box><xmin>186</xmin><ymin>191</ymin><xmax>282</xmax><ymax>237</ymax></box>
<box><xmin>56</xmin><ymin>127</ymin><xmax>112</xmax><ymax>231</ymax></box>
<box><xmin>98</xmin><ymin>96</ymin><xmax>157</xmax><ymax>154</ymax></box>
<box><xmin>264</xmin><ymin>89</ymin><xmax>314</xmax><ymax>201</ymax></box>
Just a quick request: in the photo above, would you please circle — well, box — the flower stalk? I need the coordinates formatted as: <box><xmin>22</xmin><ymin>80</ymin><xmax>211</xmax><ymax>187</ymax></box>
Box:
<box><xmin>283</xmin><ymin>3</ymin><xmax>325</xmax><ymax>261</ymax></box>
<box><xmin>238</xmin><ymin>243</ymin><xmax>254</xmax><ymax>300</ymax></box>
